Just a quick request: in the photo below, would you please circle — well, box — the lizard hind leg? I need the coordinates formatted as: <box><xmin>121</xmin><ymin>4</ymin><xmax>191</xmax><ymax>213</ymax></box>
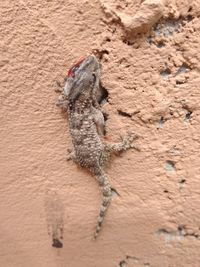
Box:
<box><xmin>93</xmin><ymin>169</ymin><xmax>112</xmax><ymax>239</ymax></box>
<box><xmin>104</xmin><ymin>132</ymin><xmax>140</xmax><ymax>155</ymax></box>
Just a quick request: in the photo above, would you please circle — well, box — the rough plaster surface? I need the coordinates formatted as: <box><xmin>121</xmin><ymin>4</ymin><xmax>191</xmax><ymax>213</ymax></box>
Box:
<box><xmin>1</xmin><ymin>0</ymin><xmax>200</xmax><ymax>266</ymax></box>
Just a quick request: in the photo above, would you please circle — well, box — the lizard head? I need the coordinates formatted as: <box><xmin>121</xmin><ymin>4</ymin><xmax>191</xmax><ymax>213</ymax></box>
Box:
<box><xmin>63</xmin><ymin>55</ymin><xmax>101</xmax><ymax>103</ymax></box>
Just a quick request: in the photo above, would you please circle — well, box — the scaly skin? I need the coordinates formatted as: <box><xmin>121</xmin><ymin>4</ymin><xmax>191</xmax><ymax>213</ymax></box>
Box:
<box><xmin>57</xmin><ymin>55</ymin><xmax>139</xmax><ymax>238</ymax></box>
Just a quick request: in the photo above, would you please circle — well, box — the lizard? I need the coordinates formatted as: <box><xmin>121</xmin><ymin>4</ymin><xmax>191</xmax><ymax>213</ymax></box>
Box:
<box><xmin>56</xmin><ymin>55</ymin><xmax>139</xmax><ymax>238</ymax></box>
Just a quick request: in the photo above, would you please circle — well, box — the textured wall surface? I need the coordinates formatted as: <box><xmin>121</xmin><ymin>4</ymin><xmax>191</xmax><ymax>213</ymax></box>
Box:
<box><xmin>1</xmin><ymin>0</ymin><xmax>200</xmax><ymax>266</ymax></box>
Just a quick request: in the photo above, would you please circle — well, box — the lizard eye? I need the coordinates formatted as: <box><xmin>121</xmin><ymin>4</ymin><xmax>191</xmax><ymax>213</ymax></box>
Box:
<box><xmin>68</xmin><ymin>66</ymin><xmax>78</xmax><ymax>77</ymax></box>
<box><xmin>67</xmin><ymin>66</ymin><xmax>79</xmax><ymax>78</ymax></box>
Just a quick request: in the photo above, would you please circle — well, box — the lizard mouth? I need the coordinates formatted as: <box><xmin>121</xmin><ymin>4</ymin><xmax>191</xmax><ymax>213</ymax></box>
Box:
<box><xmin>67</xmin><ymin>57</ymin><xmax>85</xmax><ymax>78</ymax></box>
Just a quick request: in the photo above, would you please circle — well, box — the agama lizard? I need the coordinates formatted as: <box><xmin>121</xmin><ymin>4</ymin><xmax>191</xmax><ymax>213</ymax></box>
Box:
<box><xmin>57</xmin><ymin>55</ymin><xmax>138</xmax><ymax>238</ymax></box>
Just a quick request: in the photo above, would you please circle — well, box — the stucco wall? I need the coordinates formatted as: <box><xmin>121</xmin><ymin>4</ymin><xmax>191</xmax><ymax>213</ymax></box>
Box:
<box><xmin>1</xmin><ymin>0</ymin><xmax>200</xmax><ymax>266</ymax></box>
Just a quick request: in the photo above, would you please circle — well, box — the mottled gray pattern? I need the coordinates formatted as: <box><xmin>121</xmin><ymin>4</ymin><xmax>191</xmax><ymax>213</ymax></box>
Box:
<box><xmin>57</xmin><ymin>55</ymin><xmax>138</xmax><ymax>238</ymax></box>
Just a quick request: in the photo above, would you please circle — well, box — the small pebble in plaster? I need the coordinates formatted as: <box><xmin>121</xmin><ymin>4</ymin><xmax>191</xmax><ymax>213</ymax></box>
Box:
<box><xmin>165</xmin><ymin>160</ymin><xmax>175</xmax><ymax>171</ymax></box>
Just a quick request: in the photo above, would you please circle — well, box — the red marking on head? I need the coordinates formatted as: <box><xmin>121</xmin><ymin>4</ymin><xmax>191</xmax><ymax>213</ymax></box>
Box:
<box><xmin>67</xmin><ymin>57</ymin><xmax>85</xmax><ymax>78</ymax></box>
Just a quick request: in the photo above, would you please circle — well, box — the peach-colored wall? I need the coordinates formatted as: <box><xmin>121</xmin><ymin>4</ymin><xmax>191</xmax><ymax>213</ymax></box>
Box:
<box><xmin>1</xmin><ymin>0</ymin><xmax>200</xmax><ymax>266</ymax></box>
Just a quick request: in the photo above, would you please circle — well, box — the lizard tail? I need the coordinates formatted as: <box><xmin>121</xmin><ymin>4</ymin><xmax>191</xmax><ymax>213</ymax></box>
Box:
<box><xmin>93</xmin><ymin>169</ymin><xmax>112</xmax><ymax>239</ymax></box>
